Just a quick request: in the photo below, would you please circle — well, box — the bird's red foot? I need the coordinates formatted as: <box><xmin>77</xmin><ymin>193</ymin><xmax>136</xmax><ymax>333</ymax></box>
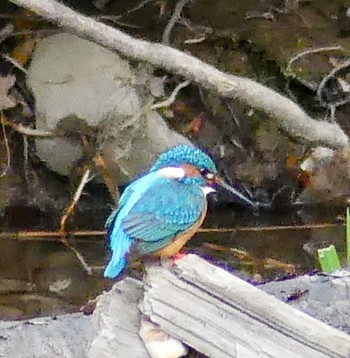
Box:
<box><xmin>160</xmin><ymin>252</ymin><xmax>187</xmax><ymax>269</ymax></box>
<box><xmin>172</xmin><ymin>252</ymin><xmax>187</xmax><ymax>261</ymax></box>
<box><xmin>170</xmin><ymin>252</ymin><xmax>187</xmax><ymax>267</ymax></box>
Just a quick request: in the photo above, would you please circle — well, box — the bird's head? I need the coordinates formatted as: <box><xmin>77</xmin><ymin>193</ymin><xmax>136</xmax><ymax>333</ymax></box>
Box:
<box><xmin>150</xmin><ymin>145</ymin><xmax>255</xmax><ymax>206</ymax></box>
<box><xmin>150</xmin><ymin>144</ymin><xmax>217</xmax><ymax>176</ymax></box>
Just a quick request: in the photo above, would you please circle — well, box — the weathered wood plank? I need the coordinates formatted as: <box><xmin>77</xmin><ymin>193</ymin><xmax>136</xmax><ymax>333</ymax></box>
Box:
<box><xmin>142</xmin><ymin>255</ymin><xmax>350</xmax><ymax>358</ymax></box>
<box><xmin>89</xmin><ymin>277</ymin><xmax>149</xmax><ymax>358</ymax></box>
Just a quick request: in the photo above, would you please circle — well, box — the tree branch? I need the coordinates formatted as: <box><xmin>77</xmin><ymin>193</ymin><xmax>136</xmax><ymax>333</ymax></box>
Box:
<box><xmin>10</xmin><ymin>0</ymin><xmax>349</xmax><ymax>148</ymax></box>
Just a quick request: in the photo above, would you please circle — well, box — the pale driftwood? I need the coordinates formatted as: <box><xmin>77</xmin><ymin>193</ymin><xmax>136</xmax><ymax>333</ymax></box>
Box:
<box><xmin>142</xmin><ymin>255</ymin><xmax>350</xmax><ymax>358</ymax></box>
<box><xmin>89</xmin><ymin>277</ymin><xmax>148</xmax><ymax>358</ymax></box>
<box><xmin>9</xmin><ymin>0</ymin><xmax>349</xmax><ymax>148</ymax></box>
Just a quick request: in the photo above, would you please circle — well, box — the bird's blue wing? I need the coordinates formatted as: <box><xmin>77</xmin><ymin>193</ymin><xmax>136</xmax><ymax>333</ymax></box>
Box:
<box><xmin>104</xmin><ymin>171</ymin><xmax>162</xmax><ymax>278</ymax></box>
<box><xmin>122</xmin><ymin>179</ymin><xmax>205</xmax><ymax>254</ymax></box>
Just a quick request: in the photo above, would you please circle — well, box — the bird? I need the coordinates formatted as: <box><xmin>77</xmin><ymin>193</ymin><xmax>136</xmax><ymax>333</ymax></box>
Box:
<box><xmin>104</xmin><ymin>144</ymin><xmax>254</xmax><ymax>278</ymax></box>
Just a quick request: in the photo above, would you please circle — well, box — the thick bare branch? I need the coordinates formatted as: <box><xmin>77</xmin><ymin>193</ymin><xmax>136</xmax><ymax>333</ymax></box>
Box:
<box><xmin>10</xmin><ymin>0</ymin><xmax>349</xmax><ymax>148</ymax></box>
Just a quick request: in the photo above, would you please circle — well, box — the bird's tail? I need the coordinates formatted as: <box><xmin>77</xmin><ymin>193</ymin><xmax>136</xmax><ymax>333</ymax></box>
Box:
<box><xmin>104</xmin><ymin>226</ymin><xmax>132</xmax><ymax>279</ymax></box>
<box><xmin>104</xmin><ymin>257</ymin><xmax>126</xmax><ymax>278</ymax></box>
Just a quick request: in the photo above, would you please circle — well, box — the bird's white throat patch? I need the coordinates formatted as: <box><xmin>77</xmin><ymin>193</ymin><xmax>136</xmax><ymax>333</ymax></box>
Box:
<box><xmin>201</xmin><ymin>186</ymin><xmax>216</xmax><ymax>196</ymax></box>
<box><xmin>157</xmin><ymin>167</ymin><xmax>185</xmax><ymax>179</ymax></box>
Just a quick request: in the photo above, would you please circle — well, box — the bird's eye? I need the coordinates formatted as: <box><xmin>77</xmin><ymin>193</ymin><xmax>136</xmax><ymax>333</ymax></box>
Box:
<box><xmin>206</xmin><ymin>172</ymin><xmax>215</xmax><ymax>180</ymax></box>
<box><xmin>200</xmin><ymin>169</ymin><xmax>215</xmax><ymax>180</ymax></box>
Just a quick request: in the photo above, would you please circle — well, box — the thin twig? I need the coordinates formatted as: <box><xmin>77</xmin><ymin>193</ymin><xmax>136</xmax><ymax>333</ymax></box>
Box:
<box><xmin>8</xmin><ymin>0</ymin><xmax>349</xmax><ymax>148</ymax></box>
<box><xmin>223</xmin><ymin>99</ymin><xmax>241</xmax><ymax>127</ymax></box>
<box><xmin>0</xmin><ymin>230</ymin><xmax>105</xmax><ymax>240</ymax></box>
<box><xmin>80</xmin><ymin>134</ymin><xmax>118</xmax><ymax>200</ymax></box>
<box><xmin>124</xmin><ymin>0</ymin><xmax>154</xmax><ymax>16</ymax></box>
<box><xmin>245</xmin><ymin>11</ymin><xmax>275</xmax><ymax>21</ymax></box>
<box><xmin>198</xmin><ymin>222</ymin><xmax>344</xmax><ymax>232</ymax></box>
<box><xmin>99</xmin><ymin>0</ymin><xmax>153</xmax><ymax>22</ymax></box>
<box><xmin>179</xmin><ymin>17</ymin><xmax>212</xmax><ymax>44</ymax></box>
<box><xmin>285</xmin><ymin>47</ymin><xmax>347</xmax><ymax>111</ymax></box>
<box><xmin>329</xmin><ymin>105</ymin><xmax>337</xmax><ymax>122</ymax></box>
<box><xmin>97</xmin><ymin>19</ymin><xmax>140</xmax><ymax>29</ymax></box>
<box><xmin>22</xmin><ymin>134</ymin><xmax>29</xmax><ymax>181</ymax></box>
<box><xmin>59</xmin><ymin>167</ymin><xmax>93</xmax><ymax>274</ymax></box>
<box><xmin>5</xmin><ymin>28</ymin><xmax>60</xmax><ymax>38</ymax></box>
<box><xmin>2</xmin><ymin>116</ymin><xmax>55</xmax><ymax>137</ymax></box>
<box><xmin>0</xmin><ymin>222</ymin><xmax>342</xmax><ymax>243</ymax></box>
<box><xmin>2</xmin><ymin>53</ymin><xmax>28</xmax><ymax>74</ymax></box>
<box><xmin>317</xmin><ymin>58</ymin><xmax>350</xmax><ymax>109</ymax></box>
<box><xmin>61</xmin><ymin>240</ymin><xmax>93</xmax><ymax>273</ymax></box>
<box><xmin>91</xmin><ymin>152</ymin><xmax>119</xmax><ymax>201</ymax></box>
<box><xmin>162</xmin><ymin>0</ymin><xmax>191</xmax><ymax>44</ymax></box>
<box><xmin>0</xmin><ymin>13</ymin><xmax>43</xmax><ymax>20</ymax></box>
<box><xmin>0</xmin><ymin>111</ymin><xmax>11</xmax><ymax>177</ymax></box>
<box><xmin>287</xmin><ymin>46</ymin><xmax>344</xmax><ymax>74</ymax></box>
<box><xmin>0</xmin><ymin>23</ymin><xmax>14</xmax><ymax>44</ymax></box>
<box><xmin>15</xmin><ymin>124</ymin><xmax>55</xmax><ymax>137</ymax></box>
<box><xmin>60</xmin><ymin>167</ymin><xmax>92</xmax><ymax>233</ymax></box>
<box><xmin>152</xmin><ymin>80</ymin><xmax>190</xmax><ymax>109</ymax></box>
<box><xmin>68</xmin><ymin>246</ymin><xmax>93</xmax><ymax>273</ymax></box>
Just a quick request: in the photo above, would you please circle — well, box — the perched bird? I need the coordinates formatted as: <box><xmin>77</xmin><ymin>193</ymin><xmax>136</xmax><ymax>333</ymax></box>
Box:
<box><xmin>104</xmin><ymin>144</ymin><xmax>254</xmax><ymax>278</ymax></box>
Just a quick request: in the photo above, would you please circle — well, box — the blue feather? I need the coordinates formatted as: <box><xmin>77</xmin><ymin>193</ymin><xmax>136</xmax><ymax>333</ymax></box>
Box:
<box><xmin>150</xmin><ymin>145</ymin><xmax>217</xmax><ymax>174</ymax></box>
<box><xmin>104</xmin><ymin>144</ymin><xmax>217</xmax><ymax>278</ymax></box>
<box><xmin>104</xmin><ymin>171</ymin><xmax>162</xmax><ymax>278</ymax></box>
<box><xmin>122</xmin><ymin>178</ymin><xmax>204</xmax><ymax>254</ymax></box>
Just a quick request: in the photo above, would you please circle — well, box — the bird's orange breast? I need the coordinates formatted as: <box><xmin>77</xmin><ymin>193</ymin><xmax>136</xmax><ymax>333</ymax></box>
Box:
<box><xmin>152</xmin><ymin>199</ymin><xmax>207</xmax><ymax>258</ymax></box>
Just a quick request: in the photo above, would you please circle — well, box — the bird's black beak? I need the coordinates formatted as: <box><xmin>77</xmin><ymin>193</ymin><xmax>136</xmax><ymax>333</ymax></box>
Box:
<box><xmin>215</xmin><ymin>176</ymin><xmax>256</xmax><ymax>207</ymax></box>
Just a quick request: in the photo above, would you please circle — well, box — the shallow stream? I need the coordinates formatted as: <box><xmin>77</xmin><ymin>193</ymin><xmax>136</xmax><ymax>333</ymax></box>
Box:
<box><xmin>0</xmin><ymin>204</ymin><xmax>345</xmax><ymax>320</ymax></box>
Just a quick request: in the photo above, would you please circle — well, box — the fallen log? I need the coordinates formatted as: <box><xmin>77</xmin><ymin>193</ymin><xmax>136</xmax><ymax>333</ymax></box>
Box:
<box><xmin>141</xmin><ymin>255</ymin><xmax>350</xmax><ymax>358</ymax></box>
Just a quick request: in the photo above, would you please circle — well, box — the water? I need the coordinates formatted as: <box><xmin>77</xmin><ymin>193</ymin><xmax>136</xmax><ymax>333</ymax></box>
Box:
<box><xmin>0</xmin><ymin>205</ymin><xmax>346</xmax><ymax>320</ymax></box>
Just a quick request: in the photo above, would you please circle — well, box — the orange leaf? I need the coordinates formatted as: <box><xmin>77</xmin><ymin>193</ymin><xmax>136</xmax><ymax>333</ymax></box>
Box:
<box><xmin>11</xmin><ymin>36</ymin><xmax>36</xmax><ymax>66</ymax></box>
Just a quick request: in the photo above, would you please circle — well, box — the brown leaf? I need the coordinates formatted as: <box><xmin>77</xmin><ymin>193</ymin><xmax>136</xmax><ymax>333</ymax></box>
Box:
<box><xmin>0</xmin><ymin>75</ymin><xmax>17</xmax><ymax>110</ymax></box>
<box><xmin>11</xmin><ymin>37</ymin><xmax>36</xmax><ymax>66</ymax></box>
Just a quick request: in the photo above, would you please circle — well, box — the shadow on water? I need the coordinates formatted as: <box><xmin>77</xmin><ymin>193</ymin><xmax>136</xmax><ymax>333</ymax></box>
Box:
<box><xmin>0</xmin><ymin>204</ymin><xmax>346</xmax><ymax>319</ymax></box>
<box><xmin>0</xmin><ymin>237</ymin><xmax>108</xmax><ymax>320</ymax></box>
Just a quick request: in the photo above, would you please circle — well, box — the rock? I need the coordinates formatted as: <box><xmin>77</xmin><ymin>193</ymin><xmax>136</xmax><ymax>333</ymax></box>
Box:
<box><xmin>27</xmin><ymin>33</ymin><xmax>190</xmax><ymax>184</ymax></box>
<box><xmin>0</xmin><ymin>278</ymin><xmax>147</xmax><ymax>358</ymax></box>
<box><xmin>0</xmin><ymin>313</ymin><xmax>91</xmax><ymax>358</ymax></box>
<box><xmin>260</xmin><ymin>270</ymin><xmax>350</xmax><ymax>334</ymax></box>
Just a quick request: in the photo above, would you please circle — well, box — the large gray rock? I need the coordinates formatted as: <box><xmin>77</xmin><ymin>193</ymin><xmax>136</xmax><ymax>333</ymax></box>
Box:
<box><xmin>27</xmin><ymin>33</ymin><xmax>190</xmax><ymax>183</ymax></box>
<box><xmin>260</xmin><ymin>271</ymin><xmax>350</xmax><ymax>334</ymax></box>
<box><xmin>0</xmin><ymin>313</ymin><xmax>91</xmax><ymax>358</ymax></box>
<box><xmin>0</xmin><ymin>279</ymin><xmax>147</xmax><ymax>358</ymax></box>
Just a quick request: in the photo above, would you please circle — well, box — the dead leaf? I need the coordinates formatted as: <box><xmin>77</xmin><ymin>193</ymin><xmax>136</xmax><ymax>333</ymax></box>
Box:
<box><xmin>0</xmin><ymin>75</ymin><xmax>17</xmax><ymax>110</ymax></box>
<box><xmin>11</xmin><ymin>37</ymin><xmax>36</xmax><ymax>66</ymax></box>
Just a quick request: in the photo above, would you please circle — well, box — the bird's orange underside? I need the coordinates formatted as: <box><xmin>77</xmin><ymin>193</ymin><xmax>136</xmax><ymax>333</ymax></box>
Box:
<box><xmin>151</xmin><ymin>199</ymin><xmax>207</xmax><ymax>258</ymax></box>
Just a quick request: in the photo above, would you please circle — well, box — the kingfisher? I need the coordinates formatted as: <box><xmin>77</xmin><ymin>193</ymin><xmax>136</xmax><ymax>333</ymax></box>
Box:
<box><xmin>104</xmin><ymin>144</ymin><xmax>254</xmax><ymax>278</ymax></box>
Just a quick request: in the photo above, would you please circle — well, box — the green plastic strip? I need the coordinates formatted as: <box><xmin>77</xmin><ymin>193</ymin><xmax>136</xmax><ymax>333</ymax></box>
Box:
<box><xmin>318</xmin><ymin>245</ymin><xmax>341</xmax><ymax>273</ymax></box>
